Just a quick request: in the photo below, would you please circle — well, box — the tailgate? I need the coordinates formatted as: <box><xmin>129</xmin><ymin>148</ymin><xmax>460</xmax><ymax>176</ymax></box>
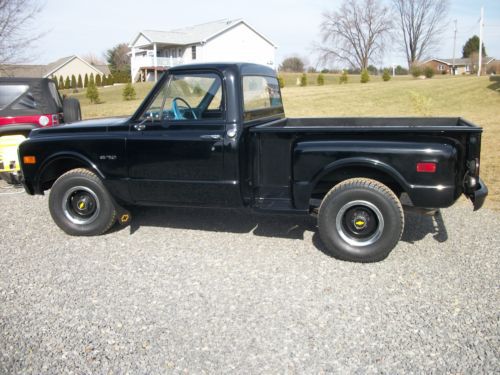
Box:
<box><xmin>461</xmin><ymin>119</ymin><xmax>487</xmax><ymax>210</ymax></box>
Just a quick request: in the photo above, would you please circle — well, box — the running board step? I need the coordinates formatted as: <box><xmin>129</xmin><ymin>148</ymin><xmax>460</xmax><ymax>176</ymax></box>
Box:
<box><xmin>253</xmin><ymin>198</ymin><xmax>308</xmax><ymax>215</ymax></box>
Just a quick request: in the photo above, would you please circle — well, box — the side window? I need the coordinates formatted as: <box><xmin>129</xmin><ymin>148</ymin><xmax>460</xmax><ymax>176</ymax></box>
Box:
<box><xmin>12</xmin><ymin>91</ymin><xmax>37</xmax><ymax>110</ymax></box>
<box><xmin>242</xmin><ymin>76</ymin><xmax>283</xmax><ymax>121</ymax></box>
<box><xmin>0</xmin><ymin>84</ymin><xmax>29</xmax><ymax>110</ymax></box>
<box><xmin>142</xmin><ymin>72</ymin><xmax>223</xmax><ymax>123</ymax></box>
<box><xmin>48</xmin><ymin>81</ymin><xmax>63</xmax><ymax>108</ymax></box>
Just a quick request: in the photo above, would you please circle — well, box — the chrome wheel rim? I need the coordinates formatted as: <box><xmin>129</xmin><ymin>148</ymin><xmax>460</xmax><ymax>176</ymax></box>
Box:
<box><xmin>335</xmin><ymin>200</ymin><xmax>384</xmax><ymax>247</ymax></box>
<box><xmin>62</xmin><ymin>186</ymin><xmax>101</xmax><ymax>225</ymax></box>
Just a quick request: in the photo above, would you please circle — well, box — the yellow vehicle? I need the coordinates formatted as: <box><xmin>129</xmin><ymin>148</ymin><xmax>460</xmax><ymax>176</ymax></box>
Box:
<box><xmin>0</xmin><ymin>135</ymin><xmax>26</xmax><ymax>184</ymax></box>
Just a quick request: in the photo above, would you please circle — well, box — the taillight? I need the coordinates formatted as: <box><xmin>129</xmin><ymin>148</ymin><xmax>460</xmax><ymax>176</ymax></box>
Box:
<box><xmin>416</xmin><ymin>162</ymin><xmax>437</xmax><ymax>173</ymax></box>
<box><xmin>52</xmin><ymin>114</ymin><xmax>59</xmax><ymax>125</ymax></box>
<box><xmin>38</xmin><ymin>115</ymin><xmax>49</xmax><ymax>126</ymax></box>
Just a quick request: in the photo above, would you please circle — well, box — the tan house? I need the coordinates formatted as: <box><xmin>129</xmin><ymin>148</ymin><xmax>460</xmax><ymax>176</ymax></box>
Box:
<box><xmin>424</xmin><ymin>57</ymin><xmax>496</xmax><ymax>75</ymax></box>
<box><xmin>0</xmin><ymin>55</ymin><xmax>110</xmax><ymax>86</ymax></box>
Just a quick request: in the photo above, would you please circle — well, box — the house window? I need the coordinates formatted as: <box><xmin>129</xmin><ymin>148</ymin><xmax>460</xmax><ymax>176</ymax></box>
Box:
<box><xmin>172</xmin><ymin>49</ymin><xmax>177</xmax><ymax>58</ymax></box>
<box><xmin>178</xmin><ymin>48</ymin><xmax>182</xmax><ymax>57</ymax></box>
<box><xmin>438</xmin><ymin>64</ymin><xmax>445</xmax><ymax>71</ymax></box>
<box><xmin>191</xmin><ymin>46</ymin><xmax>196</xmax><ymax>60</ymax></box>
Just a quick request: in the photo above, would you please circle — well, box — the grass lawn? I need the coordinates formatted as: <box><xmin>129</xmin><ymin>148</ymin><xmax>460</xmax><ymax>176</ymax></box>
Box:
<box><xmin>65</xmin><ymin>75</ymin><xmax>500</xmax><ymax>210</ymax></box>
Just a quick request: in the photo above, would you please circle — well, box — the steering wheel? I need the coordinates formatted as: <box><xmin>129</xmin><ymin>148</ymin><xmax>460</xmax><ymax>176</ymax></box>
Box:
<box><xmin>171</xmin><ymin>97</ymin><xmax>197</xmax><ymax>120</ymax></box>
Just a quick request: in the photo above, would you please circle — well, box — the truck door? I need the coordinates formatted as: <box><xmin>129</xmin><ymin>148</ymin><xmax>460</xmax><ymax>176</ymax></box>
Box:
<box><xmin>127</xmin><ymin>71</ymin><xmax>229</xmax><ymax>206</ymax></box>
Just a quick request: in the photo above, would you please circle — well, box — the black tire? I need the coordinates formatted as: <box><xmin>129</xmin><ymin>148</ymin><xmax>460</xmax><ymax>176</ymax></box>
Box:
<box><xmin>318</xmin><ymin>178</ymin><xmax>404</xmax><ymax>262</ymax></box>
<box><xmin>62</xmin><ymin>97</ymin><xmax>81</xmax><ymax>123</ymax></box>
<box><xmin>49</xmin><ymin>168</ymin><xmax>116</xmax><ymax>236</ymax></box>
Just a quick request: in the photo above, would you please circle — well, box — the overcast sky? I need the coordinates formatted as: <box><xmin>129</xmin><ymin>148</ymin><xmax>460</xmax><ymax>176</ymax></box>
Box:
<box><xmin>35</xmin><ymin>0</ymin><xmax>500</xmax><ymax>68</ymax></box>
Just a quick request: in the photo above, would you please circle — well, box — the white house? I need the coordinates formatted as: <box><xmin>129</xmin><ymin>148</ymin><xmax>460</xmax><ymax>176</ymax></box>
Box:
<box><xmin>129</xmin><ymin>19</ymin><xmax>277</xmax><ymax>82</ymax></box>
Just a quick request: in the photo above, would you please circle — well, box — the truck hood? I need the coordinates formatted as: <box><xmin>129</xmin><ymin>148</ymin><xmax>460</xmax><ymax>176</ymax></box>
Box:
<box><xmin>29</xmin><ymin>117</ymin><xmax>129</xmax><ymax>137</ymax></box>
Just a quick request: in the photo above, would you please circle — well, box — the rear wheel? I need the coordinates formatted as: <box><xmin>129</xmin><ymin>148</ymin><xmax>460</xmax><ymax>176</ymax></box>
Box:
<box><xmin>318</xmin><ymin>178</ymin><xmax>404</xmax><ymax>262</ymax></box>
<box><xmin>62</xmin><ymin>97</ymin><xmax>81</xmax><ymax>123</ymax></box>
<box><xmin>49</xmin><ymin>168</ymin><xmax>116</xmax><ymax>236</ymax></box>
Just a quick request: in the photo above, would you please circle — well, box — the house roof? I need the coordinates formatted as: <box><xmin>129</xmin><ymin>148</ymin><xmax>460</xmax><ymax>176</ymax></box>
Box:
<box><xmin>43</xmin><ymin>56</ymin><xmax>75</xmax><ymax>76</ymax></box>
<box><xmin>43</xmin><ymin>55</ymin><xmax>108</xmax><ymax>77</ymax></box>
<box><xmin>425</xmin><ymin>57</ymin><xmax>496</xmax><ymax>66</ymax></box>
<box><xmin>0</xmin><ymin>64</ymin><xmax>46</xmax><ymax>77</ymax></box>
<box><xmin>93</xmin><ymin>64</ymin><xmax>111</xmax><ymax>75</ymax></box>
<box><xmin>0</xmin><ymin>55</ymin><xmax>111</xmax><ymax>78</ymax></box>
<box><xmin>131</xmin><ymin>19</ymin><xmax>277</xmax><ymax>48</ymax></box>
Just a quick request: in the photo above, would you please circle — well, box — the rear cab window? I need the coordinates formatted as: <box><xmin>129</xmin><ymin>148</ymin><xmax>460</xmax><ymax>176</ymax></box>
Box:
<box><xmin>242</xmin><ymin>76</ymin><xmax>284</xmax><ymax>121</ymax></box>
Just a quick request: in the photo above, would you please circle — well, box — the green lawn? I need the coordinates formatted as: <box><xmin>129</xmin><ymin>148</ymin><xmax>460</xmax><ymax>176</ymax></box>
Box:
<box><xmin>64</xmin><ymin>75</ymin><xmax>500</xmax><ymax>210</ymax></box>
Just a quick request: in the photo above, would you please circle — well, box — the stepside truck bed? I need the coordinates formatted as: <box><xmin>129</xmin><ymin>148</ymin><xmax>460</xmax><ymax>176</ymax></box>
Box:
<box><xmin>249</xmin><ymin>117</ymin><xmax>484</xmax><ymax>213</ymax></box>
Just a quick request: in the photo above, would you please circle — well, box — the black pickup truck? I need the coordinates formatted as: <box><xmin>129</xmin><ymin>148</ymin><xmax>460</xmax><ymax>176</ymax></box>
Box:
<box><xmin>18</xmin><ymin>63</ymin><xmax>488</xmax><ymax>262</ymax></box>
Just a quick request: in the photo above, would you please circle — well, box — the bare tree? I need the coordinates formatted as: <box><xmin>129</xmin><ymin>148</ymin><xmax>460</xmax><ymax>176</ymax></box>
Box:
<box><xmin>393</xmin><ymin>0</ymin><xmax>449</xmax><ymax>69</ymax></box>
<box><xmin>319</xmin><ymin>0</ymin><xmax>393</xmax><ymax>70</ymax></box>
<box><xmin>0</xmin><ymin>0</ymin><xmax>45</xmax><ymax>64</ymax></box>
<box><xmin>81</xmin><ymin>52</ymin><xmax>106</xmax><ymax>66</ymax></box>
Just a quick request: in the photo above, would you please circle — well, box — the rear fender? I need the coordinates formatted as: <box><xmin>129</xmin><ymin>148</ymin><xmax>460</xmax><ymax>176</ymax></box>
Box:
<box><xmin>311</xmin><ymin>157</ymin><xmax>410</xmax><ymax>191</ymax></box>
<box><xmin>293</xmin><ymin>157</ymin><xmax>410</xmax><ymax>209</ymax></box>
<box><xmin>292</xmin><ymin>139</ymin><xmax>458</xmax><ymax>209</ymax></box>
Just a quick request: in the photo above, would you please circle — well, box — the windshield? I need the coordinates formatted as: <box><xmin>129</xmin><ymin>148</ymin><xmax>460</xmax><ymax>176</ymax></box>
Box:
<box><xmin>143</xmin><ymin>73</ymin><xmax>223</xmax><ymax>122</ymax></box>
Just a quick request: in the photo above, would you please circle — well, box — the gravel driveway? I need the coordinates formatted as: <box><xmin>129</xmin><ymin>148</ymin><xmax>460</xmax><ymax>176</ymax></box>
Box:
<box><xmin>0</xmin><ymin>183</ymin><xmax>499</xmax><ymax>373</ymax></box>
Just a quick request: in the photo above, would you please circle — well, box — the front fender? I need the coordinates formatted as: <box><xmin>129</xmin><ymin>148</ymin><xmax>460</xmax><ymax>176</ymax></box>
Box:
<box><xmin>34</xmin><ymin>151</ymin><xmax>104</xmax><ymax>193</ymax></box>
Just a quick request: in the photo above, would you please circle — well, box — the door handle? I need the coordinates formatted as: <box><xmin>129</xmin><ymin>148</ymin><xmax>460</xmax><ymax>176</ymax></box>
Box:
<box><xmin>134</xmin><ymin>123</ymin><xmax>146</xmax><ymax>131</ymax></box>
<box><xmin>200</xmin><ymin>134</ymin><xmax>221</xmax><ymax>140</ymax></box>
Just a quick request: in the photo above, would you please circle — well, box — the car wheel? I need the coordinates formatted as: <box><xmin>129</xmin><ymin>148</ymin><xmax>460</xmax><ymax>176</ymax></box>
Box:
<box><xmin>318</xmin><ymin>178</ymin><xmax>404</xmax><ymax>262</ymax></box>
<box><xmin>49</xmin><ymin>168</ymin><xmax>116</xmax><ymax>236</ymax></box>
<box><xmin>62</xmin><ymin>97</ymin><xmax>82</xmax><ymax>123</ymax></box>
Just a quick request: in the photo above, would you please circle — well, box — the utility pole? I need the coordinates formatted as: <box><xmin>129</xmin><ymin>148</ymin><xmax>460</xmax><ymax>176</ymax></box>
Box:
<box><xmin>452</xmin><ymin>20</ymin><xmax>457</xmax><ymax>75</ymax></box>
<box><xmin>478</xmin><ymin>6</ymin><xmax>484</xmax><ymax>77</ymax></box>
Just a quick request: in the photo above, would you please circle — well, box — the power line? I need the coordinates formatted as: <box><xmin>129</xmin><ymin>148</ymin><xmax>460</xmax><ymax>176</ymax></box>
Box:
<box><xmin>478</xmin><ymin>6</ymin><xmax>484</xmax><ymax>77</ymax></box>
<box><xmin>452</xmin><ymin>20</ymin><xmax>457</xmax><ymax>75</ymax></box>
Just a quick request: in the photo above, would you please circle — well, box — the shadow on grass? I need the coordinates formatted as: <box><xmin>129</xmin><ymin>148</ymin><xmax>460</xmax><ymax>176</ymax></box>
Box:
<box><xmin>487</xmin><ymin>75</ymin><xmax>500</xmax><ymax>93</ymax></box>
<box><xmin>109</xmin><ymin>205</ymin><xmax>448</xmax><ymax>256</ymax></box>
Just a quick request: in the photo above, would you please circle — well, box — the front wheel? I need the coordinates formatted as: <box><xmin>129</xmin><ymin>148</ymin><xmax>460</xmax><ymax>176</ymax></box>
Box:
<box><xmin>49</xmin><ymin>168</ymin><xmax>116</xmax><ymax>236</ymax></box>
<box><xmin>318</xmin><ymin>178</ymin><xmax>404</xmax><ymax>262</ymax></box>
